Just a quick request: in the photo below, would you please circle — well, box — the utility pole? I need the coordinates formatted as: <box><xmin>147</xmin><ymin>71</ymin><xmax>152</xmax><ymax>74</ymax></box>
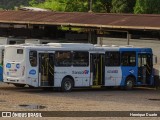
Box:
<box><xmin>127</xmin><ymin>31</ymin><xmax>131</xmax><ymax>45</ymax></box>
<box><xmin>88</xmin><ymin>0</ymin><xmax>92</xmax><ymax>43</ymax></box>
<box><xmin>88</xmin><ymin>0</ymin><xmax>92</xmax><ymax>12</ymax></box>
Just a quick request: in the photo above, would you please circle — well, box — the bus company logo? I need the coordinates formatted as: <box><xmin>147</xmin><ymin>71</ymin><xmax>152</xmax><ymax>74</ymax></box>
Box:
<box><xmin>72</xmin><ymin>70</ymin><xmax>89</xmax><ymax>74</ymax></box>
<box><xmin>84</xmin><ymin>70</ymin><xmax>89</xmax><ymax>74</ymax></box>
<box><xmin>107</xmin><ymin>70</ymin><xmax>118</xmax><ymax>73</ymax></box>
<box><xmin>6</xmin><ymin>63</ymin><xmax>11</xmax><ymax>68</ymax></box>
<box><xmin>16</xmin><ymin>64</ymin><xmax>20</xmax><ymax>69</ymax></box>
<box><xmin>29</xmin><ymin>69</ymin><xmax>36</xmax><ymax>75</ymax></box>
<box><xmin>129</xmin><ymin>69</ymin><xmax>134</xmax><ymax>74</ymax></box>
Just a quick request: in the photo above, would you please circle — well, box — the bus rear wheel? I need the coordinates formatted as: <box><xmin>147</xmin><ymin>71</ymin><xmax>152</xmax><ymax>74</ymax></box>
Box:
<box><xmin>125</xmin><ymin>77</ymin><xmax>135</xmax><ymax>90</ymax></box>
<box><xmin>61</xmin><ymin>78</ymin><xmax>73</xmax><ymax>92</ymax></box>
<box><xmin>14</xmin><ymin>84</ymin><xmax>25</xmax><ymax>87</ymax></box>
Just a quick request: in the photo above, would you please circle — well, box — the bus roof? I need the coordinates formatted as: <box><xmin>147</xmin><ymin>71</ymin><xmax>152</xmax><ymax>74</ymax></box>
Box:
<box><xmin>47</xmin><ymin>43</ymin><xmax>94</xmax><ymax>48</ymax></box>
<box><xmin>5</xmin><ymin>43</ymin><xmax>95</xmax><ymax>51</ymax></box>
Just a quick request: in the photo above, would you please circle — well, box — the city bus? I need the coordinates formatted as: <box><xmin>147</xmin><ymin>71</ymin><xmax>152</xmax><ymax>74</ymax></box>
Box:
<box><xmin>0</xmin><ymin>37</ymin><xmax>25</xmax><ymax>45</ymax></box>
<box><xmin>0</xmin><ymin>37</ymin><xmax>25</xmax><ymax>82</ymax></box>
<box><xmin>3</xmin><ymin>43</ymin><xmax>156</xmax><ymax>91</ymax></box>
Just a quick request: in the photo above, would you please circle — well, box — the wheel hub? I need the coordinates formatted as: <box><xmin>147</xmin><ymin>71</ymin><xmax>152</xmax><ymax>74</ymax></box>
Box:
<box><xmin>64</xmin><ymin>81</ymin><xmax>71</xmax><ymax>90</ymax></box>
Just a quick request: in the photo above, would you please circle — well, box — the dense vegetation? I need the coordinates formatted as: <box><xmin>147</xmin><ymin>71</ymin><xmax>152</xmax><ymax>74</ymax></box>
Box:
<box><xmin>0</xmin><ymin>0</ymin><xmax>29</xmax><ymax>9</ymax></box>
<box><xmin>0</xmin><ymin>0</ymin><xmax>43</xmax><ymax>9</ymax></box>
<box><xmin>134</xmin><ymin>0</ymin><xmax>160</xmax><ymax>14</ymax></box>
<box><xmin>0</xmin><ymin>0</ymin><xmax>160</xmax><ymax>14</ymax></box>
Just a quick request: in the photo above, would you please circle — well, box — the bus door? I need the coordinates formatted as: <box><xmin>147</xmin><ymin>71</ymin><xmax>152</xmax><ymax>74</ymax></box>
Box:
<box><xmin>38</xmin><ymin>52</ymin><xmax>54</xmax><ymax>87</ymax></box>
<box><xmin>138</xmin><ymin>53</ymin><xmax>152</xmax><ymax>84</ymax></box>
<box><xmin>90</xmin><ymin>53</ymin><xmax>105</xmax><ymax>86</ymax></box>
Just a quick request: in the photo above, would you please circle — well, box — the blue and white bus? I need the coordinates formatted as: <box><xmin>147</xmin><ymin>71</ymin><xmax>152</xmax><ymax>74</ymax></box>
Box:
<box><xmin>103</xmin><ymin>45</ymin><xmax>155</xmax><ymax>89</ymax></box>
<box><xmin>3</xmin><ymin>43</ymin><xmax>156</xmax><ymax>91</ymax></box>
<box><xmin>0</xmin><ymin>45</ymin><xmax>4</xmax><ymax>82</ymax></box>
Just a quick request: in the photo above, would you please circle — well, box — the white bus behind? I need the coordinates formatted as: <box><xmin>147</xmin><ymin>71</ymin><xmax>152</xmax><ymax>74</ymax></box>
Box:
<box><xmin>25</xmin><ymin>39</ymin><xmax>59</xmax><ymax>44</ymax></box>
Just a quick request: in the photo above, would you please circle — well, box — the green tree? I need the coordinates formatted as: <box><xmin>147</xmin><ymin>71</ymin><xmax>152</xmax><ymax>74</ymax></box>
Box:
<box><xmin>92</xmin><ymin>0</ymin><xmax>112</xmax><ymax>13</ymax></box>
<box><xmin>29</xmin><ymin>0</ymin><xmax>39</xmax><ymax>6</ymax></box>
<box><xmin>65</xmin><ymin>0</ymin><xmax>88</xmax><ymax>12</ymax></box>
<box><xmin>112</xmin><ymin>0</ymin><xmax>136</xmax><ymax>13</ymax></box>
<box><xmin>30</xmin><ymin>0</ymin><xmax>88</xmax><ymax>12</ymax></box>
<box><xmin>30</xmin><ymin>0</ymin><xmax>64</xmax><ymax>11</ymax></box>
<box><xmin>29</xmin><ymin>0</ymin><xmax>112</xmax><ymax>12</ymax></box>
<box><xmin>134</xmin><ymin>0</ymin><xmax>145</xmax><ymax>14</ymax></box>
<box><xmin>134</xmin><ymin>0</ymin><xmax>160</xmax><ymax>14</ymax></box>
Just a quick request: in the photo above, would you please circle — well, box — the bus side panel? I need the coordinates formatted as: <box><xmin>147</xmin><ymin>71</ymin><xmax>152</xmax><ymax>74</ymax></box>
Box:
<box><xmin>72</xmin><ymin>67</ymin><xmax>90</xmax><ymax>87</ymax></box>
<box><xmin>27</xmin><ymin>67</ymin><xmax>39</xmax><ymax>87</ymax></box>
<box><xmin>53</xmin><ymin>67</ymin><xmax>63</xmax><ymax>87</ymax></box>
<box><xmin>54</xmin><ymin>67</ymin><xmax>90</xmax><ymax>87</ymax></box>
<box><xmin>105</xmin><ymin>67</ymin><xmax>122</xmax><ymax>86</ymax></box>
<box><xmin>120</xmin><ymin>67</ymin><xmax>137</xmax><ymax>86</ymax></box>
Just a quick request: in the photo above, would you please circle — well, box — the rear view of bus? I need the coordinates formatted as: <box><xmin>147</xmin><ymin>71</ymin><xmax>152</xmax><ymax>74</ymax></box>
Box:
<box><xmin>3</xmin><ymin>45</ymin><xmax>26</xmax><ymax>87</ymax></box>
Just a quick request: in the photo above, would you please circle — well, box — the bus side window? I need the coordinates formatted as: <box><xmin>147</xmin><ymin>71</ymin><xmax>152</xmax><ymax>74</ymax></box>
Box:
<box><xmin>2</xmin><ymin>49</ymin><xmax>4</xmax><ymax>65</ymax></box>
<box><xmin>42</xmin><ymin>42</ymin><xmax>49</xmax><ymax>44</ymax></box>
<box><xmin>121</xmin><ymin>52</ymin><xmax>136</xmax><ymax>66</ymax></box>
<box><xmin>9</xmin><ymin>41</ymin><xmax>16</xmax><ymax>45</ymax></box>
<box><xmin>72</xmin><ymin>51</ymin><xmax>89</xmax><ymax>66</ymax></box>
<box><xmin>29</xmin><ymin>51</ymin><xmax>37</xmax><ymax>67</ymax></box>
<box><xmin>55</xmin><ymin>51</ymin><xmax>72</xmax><ymax>66</ymax></box>
<box><xmin>105</xmin><ymin>52</ymin><xmax>120</xmax><ymax>66</ymax></box>
<box><xmin>0</xmin><ymin>50</ymin><xmax>3</xmax><ymax>65</ymax></box>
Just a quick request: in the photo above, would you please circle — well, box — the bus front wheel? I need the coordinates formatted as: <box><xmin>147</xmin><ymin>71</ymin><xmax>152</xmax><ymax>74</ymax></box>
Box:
<box><xmin>125</xmin><ymin>77</ymin><xmax>135</xmax><ymax>90</ymax></box>
<box><xmin>61</xmin><ymin>78</ymin><xmax>73</xmax><ymax>92</ymax></box>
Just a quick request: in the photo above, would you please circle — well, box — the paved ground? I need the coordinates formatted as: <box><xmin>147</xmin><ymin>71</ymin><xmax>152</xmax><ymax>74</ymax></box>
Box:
<box><xmin>0</xmin><ymin>83</ymin><xmax>159</xmax><ymax>119</ymax></box>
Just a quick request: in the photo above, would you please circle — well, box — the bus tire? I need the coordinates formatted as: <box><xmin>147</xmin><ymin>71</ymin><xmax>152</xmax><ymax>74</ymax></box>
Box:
<box><xmin>125</xmin><ymin>77</ymin><xmax>135</xmax><ymax>90</ymax></box>
<box><xmin>28</xmin><ymin>85</ymin><xmax>34</xmax><ymax>88</ymax></box>
<box><xmin>61</xmin><ymin>77</ymin><xmax>73</xmax><ymax>92</ymax></box>
<box><xmin>14</xmin><ymin>84</ymin><xmax>25</xmax><ymax>87</ymax></box>
<box><xmin>104</xmin><ymin>86</ymin><xmax>114</xmax><ymax>89</ymax></box>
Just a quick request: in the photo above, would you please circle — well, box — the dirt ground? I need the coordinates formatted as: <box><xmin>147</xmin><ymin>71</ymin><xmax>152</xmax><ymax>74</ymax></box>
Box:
<box><xmin>0</xmin><ymin>82</ymin><xmax>159</xmax><ymax>119</ymax></box>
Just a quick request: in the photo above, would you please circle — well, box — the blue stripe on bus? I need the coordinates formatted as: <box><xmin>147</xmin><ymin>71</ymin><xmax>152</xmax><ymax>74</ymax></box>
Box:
<box><xmin>0</xmin><ymin>65</ymin><xmax>3</xmax><ymax>82</ymax></box>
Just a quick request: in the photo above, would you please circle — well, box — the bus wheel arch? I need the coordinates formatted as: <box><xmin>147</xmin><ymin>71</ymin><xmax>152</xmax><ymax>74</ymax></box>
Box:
<box><xmin>61</xmin><ymin>75</ymin><xmax>74</xmax><ymax>92</ymax></box>
<box><xmin>125</xmin><ymin>75</ymin><xmax>136</xmax><ymax>90</ymax></box>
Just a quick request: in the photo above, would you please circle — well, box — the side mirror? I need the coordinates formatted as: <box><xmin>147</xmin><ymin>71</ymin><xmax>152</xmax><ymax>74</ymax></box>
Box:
<box><xmin>153</xmin><ymin>55</ymin><xmax>157</xmax><ymax>65</ymax></box>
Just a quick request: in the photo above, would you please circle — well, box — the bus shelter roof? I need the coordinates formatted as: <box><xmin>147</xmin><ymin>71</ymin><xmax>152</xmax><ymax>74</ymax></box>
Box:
<box><xmin>0</xmin><ymin>11</ymin><xmax>160</xmax><ymax>30</ymax></box>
